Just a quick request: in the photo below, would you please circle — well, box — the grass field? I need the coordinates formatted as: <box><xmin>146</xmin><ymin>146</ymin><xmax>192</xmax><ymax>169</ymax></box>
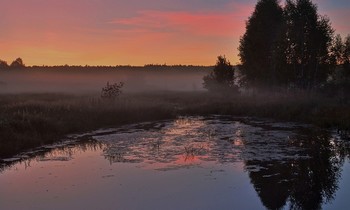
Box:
<box><xmin>1</xmin><ymin>91</ymin><xmax>349</xmax><ymax>158</ymax></box>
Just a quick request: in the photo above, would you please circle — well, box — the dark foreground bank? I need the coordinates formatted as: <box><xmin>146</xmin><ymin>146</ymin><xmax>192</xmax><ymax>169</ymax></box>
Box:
<box><xmin>0</xmin><ymin>91</ymin><xmax>349</xmax><ymax>158</ymax></box>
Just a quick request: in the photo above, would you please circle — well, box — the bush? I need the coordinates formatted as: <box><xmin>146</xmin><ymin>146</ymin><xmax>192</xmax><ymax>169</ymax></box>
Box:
<box><xmin>203</xmin><ymin>56</ymin><xmax>238</xmax><ymax>93</ymax></box>
<box><xmin>101</xmin><ymin>82</ymin><xmax>124</xmax><ymax>100</ymax></box>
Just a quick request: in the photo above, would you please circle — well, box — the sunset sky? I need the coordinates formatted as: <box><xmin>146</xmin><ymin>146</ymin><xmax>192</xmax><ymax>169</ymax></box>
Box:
<box><xmin>1</xmin><ymin>0</ymin><xmax>349</xmax><ymax>66</ymax></box>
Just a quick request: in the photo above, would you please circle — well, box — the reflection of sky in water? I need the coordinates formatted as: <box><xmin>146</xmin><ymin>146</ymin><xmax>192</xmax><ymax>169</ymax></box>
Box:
<box><xmin>0</xmin><ymin>116</ymin><xmax>349</xmax><ymax>210</ymax></box>
<box><xmin>94</xmin><ymin>117</ymin><xmax>311</xmax><ymax>169</ymax></box>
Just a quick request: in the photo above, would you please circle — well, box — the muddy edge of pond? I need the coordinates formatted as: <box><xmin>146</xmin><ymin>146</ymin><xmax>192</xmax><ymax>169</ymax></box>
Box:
<box><xmin>1</xmin><ymin>115</ymin><xmax>348</xmax><ymax>172</ymax></box>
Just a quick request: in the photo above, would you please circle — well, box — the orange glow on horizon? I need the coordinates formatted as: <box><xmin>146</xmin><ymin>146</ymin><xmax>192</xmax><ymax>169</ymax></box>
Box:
<box><xmin>1</xmin><ymin>0</ymin><xmax>349</xmax><ymax>66</ymax></box>
<box><xmin>0</xmin><ymin>1</ymin><xmax>254</xmax><ymax>66</ymax></box>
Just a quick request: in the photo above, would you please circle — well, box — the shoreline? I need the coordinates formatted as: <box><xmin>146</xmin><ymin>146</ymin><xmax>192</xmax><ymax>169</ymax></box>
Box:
<box><xmin>1</xmin><ymin>91</ymin><xmax>349</xmax><ymax>158</ymax></box>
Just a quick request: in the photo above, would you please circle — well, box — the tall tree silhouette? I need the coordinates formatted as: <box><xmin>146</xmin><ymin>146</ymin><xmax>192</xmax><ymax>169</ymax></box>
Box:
<box><xmin>330</xmin><ymin>34</ymin><xmax>345</xmax><ymax>66</ymax></box>
<box><xmin>344</xmin><ymin>35</ymin><xmax>350</xmax><ymax>74</ymax></box>
<box><xmin>284</xmin><ymin>0</ymin><xmax>334</xmax><ymax>89</ymax></box>
<box><xmin>239</xmin><ymin>0</ymin><xmax>286</xmax><ymax>88</ymax></box>
<box><xmin>239</xmin><ymin>0</ymin><xmax>335</xmax><ymax>90</ymax></box>
<box><xmin>324</xmin><ymin>34</ymin><xmax>350</xmax><ymax>98</ymax></box>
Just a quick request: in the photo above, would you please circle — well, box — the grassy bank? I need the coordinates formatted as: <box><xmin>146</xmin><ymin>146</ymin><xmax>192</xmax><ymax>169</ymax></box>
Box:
<box><xmin>1</xmin><ymin>91</ymin><xmax>349</xmax><ymax>158</ymax></box>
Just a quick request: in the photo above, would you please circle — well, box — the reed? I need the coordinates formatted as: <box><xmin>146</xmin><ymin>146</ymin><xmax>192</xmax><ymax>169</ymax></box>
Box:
<box><xmin>0</xmin><ymin>91</ymin><xmax>349</xmax><ymax>158</ymax></box>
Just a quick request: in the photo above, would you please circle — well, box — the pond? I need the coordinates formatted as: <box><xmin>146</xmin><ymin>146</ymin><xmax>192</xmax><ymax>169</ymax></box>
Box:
<box><xmin>1</xmin><ymin>116</ymin><xmax>350</xmax><ymax>210</ymax></box>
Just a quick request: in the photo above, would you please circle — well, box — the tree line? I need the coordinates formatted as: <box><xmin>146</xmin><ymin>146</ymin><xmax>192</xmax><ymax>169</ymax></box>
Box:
<box><xmin>239</xmin><ymin>0</ymin><xmax>350</xmax><ymax>90</ymax></box>
<box><xmin>204</xmin><ymin>0</ymin><xmax>350</xmax><ymax>95</ymax></box>
<box><xmin>0</xmin><ymin>58</ymin><xmax>211</xmax><ymax>70</ymax></box>
<box><xmin>0</xmin><ymin>58</ymin><xmax>25</xmax><ymax>69</ymax></box>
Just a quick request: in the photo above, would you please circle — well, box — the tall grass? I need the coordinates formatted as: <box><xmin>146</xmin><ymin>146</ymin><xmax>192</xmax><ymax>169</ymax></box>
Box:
<box><xmin>0</xmin><ymin>91</ymin><xmax>349</xmax><ymax>158</ymax></box>
<box><xmin>0</xmin><ymin>93</ymin><xmax>174</xmax><ymax>158</ymax></box>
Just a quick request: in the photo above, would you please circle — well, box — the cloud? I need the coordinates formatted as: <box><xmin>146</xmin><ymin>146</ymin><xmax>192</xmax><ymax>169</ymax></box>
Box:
<box><xmin>0</xmin><ymin>0</ymin><xmax>254</xmax><ymax>65</ymax></box>
<box><xmin>109</xmin><ymin>7</ymin><xmax>251</xmax><ymax>38</ymax></box>
<box><xmin>7</xmin><ymin>0</ymin><xmax>350</xmax><ymax>66</ymax></box>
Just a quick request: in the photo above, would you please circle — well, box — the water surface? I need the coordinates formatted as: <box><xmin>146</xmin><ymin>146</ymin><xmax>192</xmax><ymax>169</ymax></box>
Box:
<box><xmin>1</xmin><ymin>116</ymin><xmax>350</xmax><ymax>210</ymax></box>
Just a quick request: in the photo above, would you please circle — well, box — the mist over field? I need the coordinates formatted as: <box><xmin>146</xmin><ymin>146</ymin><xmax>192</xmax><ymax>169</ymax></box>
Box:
<box><xmin>0</xmin><ymin>67</ymin><xmax>211</xmax><ymax>94</ymax></box>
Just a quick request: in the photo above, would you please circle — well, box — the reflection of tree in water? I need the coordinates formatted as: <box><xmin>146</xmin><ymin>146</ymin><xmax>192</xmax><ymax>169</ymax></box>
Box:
<box><xmin>245</xmin><ymin>129</ymin><xmax>348</xmax><ymax>210</ymax></box>
<box><xmin>2</xmin><ymin>116</ymin><xmax>339</xmax><ymax>210</ymax></box>
<box><xmin>70</xmin><ymin>118</ymin><xmax>349</xmax><ymax>210</ymax></box>
<box><xmin>248</xmin><ymin>161</ymin><xmax>290</xmax><ymax>209</ymax></box>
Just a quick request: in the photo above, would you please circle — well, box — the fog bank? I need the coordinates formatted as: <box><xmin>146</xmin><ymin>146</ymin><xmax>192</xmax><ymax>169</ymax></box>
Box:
<box><xmin>0</xmin><ymin>67</ymin><xmax>211</xmax><ymax>94</ymax></box>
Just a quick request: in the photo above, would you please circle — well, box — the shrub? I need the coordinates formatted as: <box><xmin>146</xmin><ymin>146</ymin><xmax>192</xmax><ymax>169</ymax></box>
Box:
<box><xmin>203</xmin><ymin>56</ymin><xmax>238</xmax><ymax>93</ymax></box>
<box><xmin>101</xmin><ymin>82</ymin><xmax>124</xmax><ymax>100</ymax></box>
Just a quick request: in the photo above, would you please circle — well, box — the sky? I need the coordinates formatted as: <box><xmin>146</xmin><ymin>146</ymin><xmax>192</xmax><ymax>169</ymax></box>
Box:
<box><xmin>1</xmin><ymin>0</ymin><xmax>349</xmax><ymax>66</ymax></box>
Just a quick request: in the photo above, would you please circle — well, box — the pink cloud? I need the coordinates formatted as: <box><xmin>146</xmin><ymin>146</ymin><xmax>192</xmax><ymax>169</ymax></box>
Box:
<box><xmin>0</xmin><ymin>1</ymin><xmax>255</xmax><ymax>66</ymax></box>
<box><xmin>109</xmin><ymin>9</ymin><xmax>249</xmax><ymax>38</ymax></box>
<box><xmin>103</xmin><ymin>3</ymin><xmax>254</xmax><ymax>65</ymax></box>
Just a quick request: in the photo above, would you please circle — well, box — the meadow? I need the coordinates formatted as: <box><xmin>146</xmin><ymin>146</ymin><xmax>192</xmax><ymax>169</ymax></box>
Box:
<box><xmin>1</xmin><ymin>90</ymin><xmax>349</xmax><ymax>158</ymax></box>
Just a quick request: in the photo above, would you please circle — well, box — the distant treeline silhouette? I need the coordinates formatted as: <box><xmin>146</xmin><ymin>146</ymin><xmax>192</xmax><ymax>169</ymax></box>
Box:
<box><xmin>0</xmin><ymin>59</ymin><xmax>212</xmax><ymax>71</ymax></box>
<box><xmin>0</xmin><ymin>58</ymin><xmax>25</xmax><ymax>69</ymax></box>
<box><xmin>0</xmin><ymin>58</ymin><xmax>211</xmax><ymax>69</ymax></box>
